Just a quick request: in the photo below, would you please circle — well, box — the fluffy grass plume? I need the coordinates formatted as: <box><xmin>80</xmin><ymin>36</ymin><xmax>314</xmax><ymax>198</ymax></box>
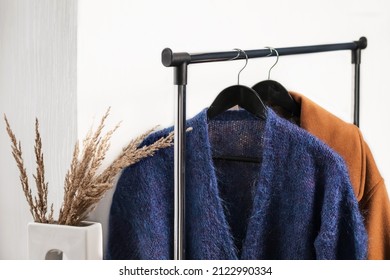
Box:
<box><xmin>5</xmin><ymin>108</ymin><xmax>180</xmax><ymax>226</ymax></box>
<box><xmin>4</xmin><ymin>116</ymin><xmax>54</xmax><ymax>223</ymax></box>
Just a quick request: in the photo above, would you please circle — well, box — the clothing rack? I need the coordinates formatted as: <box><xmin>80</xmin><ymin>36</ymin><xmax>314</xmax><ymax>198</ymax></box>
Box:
<box><xmin>161</xmin><ymin>37</ymin><xmax>367</xmax><ymax>260</ymax></box>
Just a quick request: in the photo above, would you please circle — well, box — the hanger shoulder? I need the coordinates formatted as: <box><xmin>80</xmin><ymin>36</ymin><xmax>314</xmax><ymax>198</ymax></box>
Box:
<box><xmin>207</xmin><ymin>85</ymin><xmax>267</xmax><ymax>120</ymax></box>
<box><xmin>252</xmin><ymin>80</ymin><xmax>300</xmax><ymax>117</ymax></box>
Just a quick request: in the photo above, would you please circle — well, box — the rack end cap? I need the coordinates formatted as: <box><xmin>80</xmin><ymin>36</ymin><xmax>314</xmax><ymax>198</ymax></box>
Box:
<box><xmin>356</xmin><ymin>37</ymin><xmax>367</xmax><ymax>49</ymax></box>
<box><xmin>162</xmin><ymin>48</ymin><xmax>191</xmax><ymax>67</ymax></box>
<box><xmin>162</xmin><ymin>48</ymin><xmax>174</xmax><ymax>67</ymax></box>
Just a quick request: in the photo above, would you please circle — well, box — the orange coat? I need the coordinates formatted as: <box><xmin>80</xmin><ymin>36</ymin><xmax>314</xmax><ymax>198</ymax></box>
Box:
<box><xmin>289</xmin><ymin>92</ymin><xmax>390</xmax><ymax>259</ymax></box>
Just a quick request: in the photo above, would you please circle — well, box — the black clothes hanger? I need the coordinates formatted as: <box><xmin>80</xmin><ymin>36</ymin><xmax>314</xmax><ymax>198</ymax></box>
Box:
<box><xmin>207</xmin><ymin>85</ymin><xmax>267</xmax><ymax>120</ymax></box>
<box><xmin>207</xmin><ymin>49</ymin><xmax>266</xmax><ymax>163</ymax></box>
<box><xmin>207</xmin><ymin>49</ymin><xmax>267</xmax><ymax>120</ymax></box>
<box><xmin>252</xmin><ymin>47</ymin><xmax>300</xmax><ymax>118</ymax></box>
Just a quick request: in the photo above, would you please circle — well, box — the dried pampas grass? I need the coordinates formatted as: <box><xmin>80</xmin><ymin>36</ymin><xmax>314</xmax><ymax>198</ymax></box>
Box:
<box><xmin>5</xmin><ymin>108</ymin><xmax>179</xmax><ymax>226</ymax></box>
<box><xmin>4</xmin><ymin>116</ymin><xmax>54</xmax><ymax>223</ymax></box>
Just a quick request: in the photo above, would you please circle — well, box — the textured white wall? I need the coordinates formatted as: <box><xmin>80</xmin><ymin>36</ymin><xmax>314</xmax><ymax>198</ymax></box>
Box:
<box><xmin>0</xmin><ymin>0</ymin><xmax>77</xmax><ymax>259</ymax></box>
<box><xmin>77</xmin><ymin>0</ymin><xmax>390</xmax><ymax>254</ymax></box>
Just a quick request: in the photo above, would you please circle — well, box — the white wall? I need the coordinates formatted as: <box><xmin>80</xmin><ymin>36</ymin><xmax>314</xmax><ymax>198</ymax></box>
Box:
<box><xmin>1</xmin><ymin>0</ymin><xmax>389</xmax><ymax>259</ymax></box>
<box><xmin>0</xmin><ymin>0</ymin><xmax>77</xmax><ymax>259</ymax></box>
<box><xmin>77</xmin><ymin>0</ymin><xmax>390</xmax><ymax>253</ymax></box>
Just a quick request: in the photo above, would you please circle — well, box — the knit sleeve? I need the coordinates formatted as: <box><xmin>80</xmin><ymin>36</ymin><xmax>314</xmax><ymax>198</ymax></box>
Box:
<box><xmin>314</xmin><ymin>158</ymin><xmax>368</xmax><ymax>260</ymax></box>
<box><xmin>105</xmin><ymin>166</ymin><xmax>146</xmax><ymax>260</ymax></box>
<box><xmin>105</xmin><ymin>133</ymin><xmax>174</xmax><ymax>260</ymax></box>
<box><xmin>105</xmin><ymin>186</ymin><xmax>140</xmax><ymax>260</ymax></box>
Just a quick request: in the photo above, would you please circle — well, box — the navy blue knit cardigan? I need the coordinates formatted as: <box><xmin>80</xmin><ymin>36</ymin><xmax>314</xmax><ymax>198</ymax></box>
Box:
<box><xmin>107</xmin><ymin>109</ymin><xmax>367</xmax><ymax>260</ymax></box>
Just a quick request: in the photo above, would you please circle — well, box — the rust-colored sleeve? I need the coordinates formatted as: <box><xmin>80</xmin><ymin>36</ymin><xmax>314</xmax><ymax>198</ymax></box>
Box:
<box><xmin>359</xmin><ymin>144</ymin><xmax>390</xmax><ymax>260</ymax></box>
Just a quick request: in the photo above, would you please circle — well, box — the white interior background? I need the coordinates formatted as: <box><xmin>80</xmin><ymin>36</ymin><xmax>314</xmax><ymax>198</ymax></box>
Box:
<box><xmin>0</xmin><ymin>0</ymin><xmax>389</xmax><ymax>259</ymax></box>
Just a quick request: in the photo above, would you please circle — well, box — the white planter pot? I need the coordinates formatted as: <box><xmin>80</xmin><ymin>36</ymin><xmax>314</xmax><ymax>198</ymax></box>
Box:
<box><xmin>28</xmin><ymin>221</ymin><xmax>103</xmax><ymax>260</ymax></box>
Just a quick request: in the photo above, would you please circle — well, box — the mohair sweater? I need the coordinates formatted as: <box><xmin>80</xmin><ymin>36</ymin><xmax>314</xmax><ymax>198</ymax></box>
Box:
<box><xmin>107</xmin><ymin>108</ymin><xmax>367</xmax><ymax>260</ymax></box>
<box><xmin>288</xmin><ymin>92</ymin><xmax>390</xmax><ymax>260</ymax></box>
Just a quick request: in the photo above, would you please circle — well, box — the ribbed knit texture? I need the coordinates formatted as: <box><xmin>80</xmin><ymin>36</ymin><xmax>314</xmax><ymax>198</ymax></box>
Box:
<box><xmin>106</xmin><ymin>108</ymin><xmax>367</xmax><ymax>260</ymax></box>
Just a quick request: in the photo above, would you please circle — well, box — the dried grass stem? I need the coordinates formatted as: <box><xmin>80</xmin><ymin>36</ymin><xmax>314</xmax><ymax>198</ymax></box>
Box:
<box><xmin>4</xmin><ymin>108</ymin><xmax>179</xmax><ymax>226</ymax></box>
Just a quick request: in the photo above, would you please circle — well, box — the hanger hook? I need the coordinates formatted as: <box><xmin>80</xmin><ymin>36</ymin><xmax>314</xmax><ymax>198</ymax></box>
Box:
<box><xmin>265</xmin><ymin>46</ymin><xmax>279</xmax><ymax>80</ymax></box>
<box><xmin>233</xmin><ymin>48</ymin><xmax>248</xmax><ymax>85</ymax></box>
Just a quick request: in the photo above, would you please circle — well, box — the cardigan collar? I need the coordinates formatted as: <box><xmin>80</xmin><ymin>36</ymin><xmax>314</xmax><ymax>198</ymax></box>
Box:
<box><xmin>184</xmin><ymin>108</ymin><xmax>281</xmax><ymax>259</ymax></box>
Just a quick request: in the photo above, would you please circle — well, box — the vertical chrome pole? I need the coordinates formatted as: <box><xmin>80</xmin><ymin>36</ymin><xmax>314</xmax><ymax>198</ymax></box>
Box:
<box><xmin>174</xmin><ymin>64</ymin><xmax>187</xmax><ymax>260</ymax></box>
